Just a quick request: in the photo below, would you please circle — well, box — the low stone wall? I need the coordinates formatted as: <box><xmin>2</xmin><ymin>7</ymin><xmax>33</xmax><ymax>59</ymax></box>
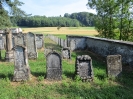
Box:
<box><xmin>86</xmin><ymin>36</ymin><xmax>133</xmax><ymax>66</ymax></box>
<box><xmin>67</xmin><ymin>35</ymin><xmax>87</xmax><ymax>51</ymax></box>
<box><xmin>67</xmin><ymin>35</ymin><xmax>133</xmax><ymax>66</ymax></box>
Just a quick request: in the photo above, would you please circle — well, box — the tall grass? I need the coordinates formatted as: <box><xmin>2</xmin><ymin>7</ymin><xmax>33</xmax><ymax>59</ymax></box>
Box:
<box><xmin>0</xmin><ymin>37</ymin><xmax>132</xmax><ymax>98</ymax></box>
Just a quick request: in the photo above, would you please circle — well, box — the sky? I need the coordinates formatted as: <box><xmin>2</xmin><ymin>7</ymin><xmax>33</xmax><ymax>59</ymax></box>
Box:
<box><xmin>19</xmin><ymin>0</ymin><xmax>96</xmax><ymax>17</ymax></box>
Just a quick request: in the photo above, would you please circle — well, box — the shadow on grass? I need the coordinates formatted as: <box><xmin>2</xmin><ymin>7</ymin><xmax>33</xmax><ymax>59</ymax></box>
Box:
<box><xmin>0</xmin><ymin>73</ymin><xmax>13</xmax><ymax>79</ymax></box>
<box><xmin>45</xmin><ymin>43</ymin><xmax>61</xmax><ymax>51</ymax></box>
<box><xmin>31</xmin><ymin>71</ymin><xmax>46</xmax><ymax>78</ymax></box>
<box><xmin>55</xmin><ymin>83</ymin><xmax>133</xmax><ymax>98</ymax></box>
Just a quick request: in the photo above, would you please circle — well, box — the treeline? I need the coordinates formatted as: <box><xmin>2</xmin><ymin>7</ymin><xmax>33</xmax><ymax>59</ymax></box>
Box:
<box><xmin>11</xmin><ymin>12</ymin><xmax>95</xmax><ymax>27</ymax></box>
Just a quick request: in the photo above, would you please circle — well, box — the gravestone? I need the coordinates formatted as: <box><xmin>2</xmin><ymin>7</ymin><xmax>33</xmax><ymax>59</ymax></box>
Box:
<box><xmin>75</xmin><ymin>55</ymin><xmax>93</xmax><ymax>81</ymax></box>
<box><xmin>70</xmin><ymin>40</ymin><xmax>76</xmax><ymax>51</ymax></box>
<box><xmin>14</xmin><ymin>33</ymin><xmax>26</xmax><ymax>46</ymax></box>
<box><xmin>46</xmin><ymin>51</ymin><xmax>62</xmax><ymax>80</ymax></box>
<box><xmin>36</xmin><ymin>34</ymin><xmax>44</xmax><ymax>49</ymax></box>
<box><xmin>5</xmin><ymin>29</ymin><xmax>14</xmax><ymax>62</ymax></box>
<box><xmin>13</xmin><ymin>45</ymin><xmax>30</xmax><ymax>81</ymax></box>
<box><xmin>2</xmin><ymin>34</ymin><xmax>6</xmax><ymax>49</ymax></box>
<box><xmin>26</xmin><ymin>32</ymin><xmax>38</xmax><ymax>59</ymax></box>
<box><xmin>0</xmin><ymin>35</ymin><xmax>4</xmax><ymax>50</ymax></box>
<box><xmin>62</xmin><ymin>47</ymin><xmax>71</xmax><ymax>59</ymax></box>
<box><xmin>107</xmin><ymin>55</ymin><xmax>122</xmax><ymax>77</ymax></box>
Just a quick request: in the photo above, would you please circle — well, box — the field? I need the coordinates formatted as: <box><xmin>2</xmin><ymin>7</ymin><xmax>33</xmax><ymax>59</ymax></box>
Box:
<box><xmin>22</xmin><ymin>27</ymin><xmax>98</xmax><ymax>36</ymax></box>
<box><xmin>0</xmin><ymin>27</ymin><xmax>133</xmax><ymax>98</ymax></box>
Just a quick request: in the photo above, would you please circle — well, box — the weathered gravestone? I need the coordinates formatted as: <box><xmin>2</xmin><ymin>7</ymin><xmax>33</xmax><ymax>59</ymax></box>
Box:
<box><xmin>46</xmin><ymin>51</ymin><xmax>62</xmax><ymax>80</ymax></box>
<box><xmin>107</xmin><ymin>55</ymin><xmax>122</xmax><ymax>77</ymax></box>
<box><xmin>5</xmin><ymin>29</ymin><xmax>14</xmax><ymax>62</ymax></box>
<box><xmin>13</xmin><ymin>45</ymin><xmax>30</xmax><ymax>81</ymax></box>
<box><xmin>0</xmin><ymin>35</ymin><xmax>4</xmax><ymax>50</ymax></box>
<box><xmin>25</xmin><ymin>32</ymin><xmax>38</xmax><ymax>59</ymax></box>
<box><xmin>70</xmin><ymin>40</ymin><xmax>76</xmax><ymax>51</ymax></box>
<box><xmin>75</xmin><ymin>55</ymin><xmax>93</xmax><ymax>81</ymax></box>
<box><xmin>36</xmin><ymin>34</ymin><xmax>44</xmax><ymax>49</ymax></box>
<box><xmin>14</xmin><ymin>33</ymin><xmax>26</xmax><ymax>47</ymax></box>
<box><xmin>61</xmin><ymin>47</ymin><xmax>71</xmax><ymax>59</ymax></box>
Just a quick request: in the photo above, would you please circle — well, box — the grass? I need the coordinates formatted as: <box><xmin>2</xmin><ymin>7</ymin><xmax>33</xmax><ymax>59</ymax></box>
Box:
<box><xmin>0</xmin><ymin>35</ymin><xmax>133</xmax><ymax>98</ymax></box>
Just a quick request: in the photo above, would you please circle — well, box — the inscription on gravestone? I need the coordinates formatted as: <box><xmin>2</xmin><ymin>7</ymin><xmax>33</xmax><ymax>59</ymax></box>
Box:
<box><xmin>62</xmin><ymin>47</ymin><xmax>71</xmax><ymax>59</ymax></box>
<box><xmin>107</xmin><ymin>55</ymin><xmax>122</xmax><ymax>77</ymax></box>
<box><xmin>26</xmin><ymin>32</ymin><xmax>37</xmax><ymax>59</ymax></box>
<box><xmin>46</xmin><ymin>51</ymin><xmax>62</xmax><ymax>80</ymax></box>
<box><xmin>75</xmin><ymin>55</ymin><xmax>93</xmax><ymax>81</ymax></box>
<box><xmin>36</xmin><ymin>34</ymin><xmax>44</xmax><ymax>49</ymax></box>
<box><xmin>13</xmin><ymin>45</ymin><xmax>30</xmax><ymax>81</ymax></box>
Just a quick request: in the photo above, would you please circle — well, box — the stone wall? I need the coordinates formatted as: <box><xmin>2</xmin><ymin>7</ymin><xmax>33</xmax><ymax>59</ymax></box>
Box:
<box><xmin>67</xmin><ymin>35</ymin><xmax>87</xmax><ymax>51</ymax></box>
<box><xmin>48</xmin><ymin>34</ymin><xmax>133</xmax><ymax>66</ymax></box>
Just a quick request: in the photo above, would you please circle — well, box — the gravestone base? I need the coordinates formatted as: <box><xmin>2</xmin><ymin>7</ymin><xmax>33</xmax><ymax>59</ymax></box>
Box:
<box><xmin>28</xmin><ymin>52</ymin><xmax>38</xmax><ymax>59</ymax></box>
<box><xmin>13</xmin><ymin>67</ymin><xmax>30</xmax><ymax>81</ymax></box>
<box><xmin>5</xmin><ymin>50</ymin><xmax>14</xmax><ymax>62</ymax></box>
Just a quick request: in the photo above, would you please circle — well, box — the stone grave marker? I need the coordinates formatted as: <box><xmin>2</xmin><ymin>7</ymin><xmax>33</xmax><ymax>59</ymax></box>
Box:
<box><xmin>13</xmin><ymin>45</ymin><xmax>30</xmax><ymax>81</ymax></box>
<box><xmin>14</xmin><ymin>33</ymin><xmax>26</xmax><ymax>47</ymax></box>
<box><xmin>61</xmin><ymin>47</ymin><xmax>71</xmax><ymax>59</ymax></box>
<box><xmin>36</xmin><ymin>34</ymin><xmax>44</xmax><ymax>49</ymax></box>
<box><xmin>75</xmin><ymin>55</ymin><xmax>93</xmax><ymax>81</ymax></box>
<box><xmin>46</xmin><ymin>51</ymin><xmax>62</xmax><ymax>80</ymax></box>
<box><xmin>26</xmin><ymin>32</ymin><xmax>38</xmax><ymax>59</ymax></box>
<box><xmin>107</xmin><ymin>55</ymin><xmax>122</xmax><ymax>77</ymax></box>
<box><xmin>70</xmin><ymin>39</ymin><xmax>76</xmax><ymax>51</ymax></box>
<box><xmin>0</xmin><ymin>35</ymin><xmax>4</xmax><ymax>50</ymax></box>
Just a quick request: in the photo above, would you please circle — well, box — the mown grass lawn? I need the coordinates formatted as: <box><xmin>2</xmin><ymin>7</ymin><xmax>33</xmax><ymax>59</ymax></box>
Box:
<box><xmin>0</xmin><ymin>36</ymin><xmax>132</xmax><ymax>99</ymax></box>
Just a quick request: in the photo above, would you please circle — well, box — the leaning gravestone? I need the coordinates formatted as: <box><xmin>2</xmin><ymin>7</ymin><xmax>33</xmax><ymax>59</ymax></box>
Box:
<box><xmin>46</xmin><ymin>51</ymin><xmax>62</xmax><ymax>80</ymax></box>
<box><xmin>13</xmin><ymin>45</ymin><xmax>30</xmax><ymax>81</ymax></box>
<box><xmin>75</xmin><ymin>55</ymin><xmax>93</xmax><ymax>81</ymax></box>
<box><xmin>61</xmin><ymin>47</ymin><xmax>71</xmax><ymax>59</ymax></box>
<box><xmin>25</xmin><ymin>32</ymin><xmax>38</xmax><ymax>59</ymax></box>
<box><xmin>36</xmin><ymin>34</ymin><xmax>44</xmax><ymax>49</ymax></box>
<box><xmin>107</xmin><ymin>55</ymin><xmax>122</xmax><ymax>77</ymax></box>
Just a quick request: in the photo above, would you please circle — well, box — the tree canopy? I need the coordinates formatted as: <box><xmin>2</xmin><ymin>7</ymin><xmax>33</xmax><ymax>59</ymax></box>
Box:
<box><xmin>87</xmin><ymin>0</ymin><xmax>133</xmax><ymax>41</ymax></box>
<box><xmin>0</xmin><ymin>0</ymin><xmax>26</xmax><ymax>29</ymax></box>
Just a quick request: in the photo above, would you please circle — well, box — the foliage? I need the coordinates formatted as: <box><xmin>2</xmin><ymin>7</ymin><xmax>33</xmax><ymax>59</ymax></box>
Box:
<box><xmin>11</xmin><ymin>12</ymin><xmax>96</xmax><ymax>27</ymax></box>
<box><xmin>0</xmin><ymin>0</ymin><xmax>26</xmax><ymax>28</ymax></box>
<box><xmin>87</xmin><ymin>0</ymin><xmax>133</xmax><ymax>41</ymax></box>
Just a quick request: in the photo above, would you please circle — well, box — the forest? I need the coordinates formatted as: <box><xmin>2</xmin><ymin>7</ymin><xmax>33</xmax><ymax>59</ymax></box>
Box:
<box><xmin>11</xmin><ymin>12</ymin><xmax>95</xmax><ymax>27</ymax></box>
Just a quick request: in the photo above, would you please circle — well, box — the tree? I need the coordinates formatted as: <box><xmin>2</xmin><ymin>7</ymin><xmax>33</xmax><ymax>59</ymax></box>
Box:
<box><xmin>0</xmin><ymin>0</ymin><xmax>26</xmax><ymax>28</ymax></box>
<box><xmin>87</xmin><ymin>0</ymin><xmax>133</xmax><ymax>41</ymax></box>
